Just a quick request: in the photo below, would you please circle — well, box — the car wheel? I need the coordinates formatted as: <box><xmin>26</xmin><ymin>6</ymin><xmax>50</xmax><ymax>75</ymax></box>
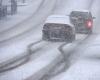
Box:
<box><xmin>67</xmin><ymin>34</ymin><xmax>75</xmax><ymax>42</ymax></box>
<box><xmin>42</xmin><ymin>31</ymin><xmax>50</xmax><ymax>41</ymax></box>
<box><xmin>88</xmin><ymin>29</ymin><xmax>93</xmax><ymax>34</ymax></box>
<box><xmin>85</xmin><ymin>29</ymin><xmax>92</xmax><ymax>34</ymax></box>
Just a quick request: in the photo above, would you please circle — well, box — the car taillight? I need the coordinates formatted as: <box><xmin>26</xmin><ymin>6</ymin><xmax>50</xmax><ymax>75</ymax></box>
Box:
<box><xmin>86</xmin><ymin>20</ymin><xmax>93</xmax><ymax>28</ymax></box>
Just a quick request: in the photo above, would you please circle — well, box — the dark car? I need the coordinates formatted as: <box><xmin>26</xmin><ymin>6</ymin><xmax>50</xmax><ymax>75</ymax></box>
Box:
<box><xmin>42</xmin><ymin>15</ymin><xmax>75</xmax><ymax>42</ymax></box>
<box><xmin>70</xmin><ymin>10</ymin><xmax>95</xmax><ymax>34</ymax></box>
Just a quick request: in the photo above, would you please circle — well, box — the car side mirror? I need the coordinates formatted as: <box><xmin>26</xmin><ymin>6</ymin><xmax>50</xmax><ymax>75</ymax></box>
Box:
<box><xmin>92</xmin><ymin>17</ymin><xmax>96</xmax><ymax>19</ymax></box>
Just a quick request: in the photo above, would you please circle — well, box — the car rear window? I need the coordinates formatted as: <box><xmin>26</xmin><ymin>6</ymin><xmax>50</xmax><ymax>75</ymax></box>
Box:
<box><xmin>43</xmin><ymin>23</ymin><xmax>71</xmax><ymax>30</ymax></box>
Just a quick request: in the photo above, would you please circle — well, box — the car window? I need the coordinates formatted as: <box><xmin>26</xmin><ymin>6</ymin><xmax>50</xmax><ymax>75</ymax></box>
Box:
<box><xmin>70</xmin><ymin>11</ymin><xmax>91</xmax><ymax>19</ymax></box>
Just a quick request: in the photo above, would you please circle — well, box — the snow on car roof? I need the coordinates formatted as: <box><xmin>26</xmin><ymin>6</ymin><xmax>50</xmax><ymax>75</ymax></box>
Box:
<box><xmin>45</xmin><ymin>15</ymin><xmax>73</xmax><ymax>26</ymax></box>
<box><xmin>71</xmin><ymin>9</ymin><xmax>90</xmax><ymax>13</ymax></box>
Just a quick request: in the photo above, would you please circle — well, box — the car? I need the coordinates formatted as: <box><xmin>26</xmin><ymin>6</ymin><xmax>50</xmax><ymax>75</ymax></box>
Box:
<box><xmin>70</xmin><ymin>10</ymin><xmax>95</xmax><ymax>34</ymax></box>
<box><xmin>42</xmin><ymin>15</ymin><xmax>75</xmax><ymax>42</ymax></box>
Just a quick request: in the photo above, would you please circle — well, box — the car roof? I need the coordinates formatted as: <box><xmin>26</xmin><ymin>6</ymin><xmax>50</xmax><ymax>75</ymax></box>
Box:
<box><xmin>71</xmin><ymin>10</ymin><xmax>90</xmax><ymax>13</ymax></box>
<box><xmin>45</xmin><ymin>15</ymin><xmax>73</xmax><ymax>27</ymax></box>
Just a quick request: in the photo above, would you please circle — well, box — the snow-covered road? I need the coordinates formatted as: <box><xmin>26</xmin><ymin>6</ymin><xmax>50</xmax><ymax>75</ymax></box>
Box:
<box><xmin>53</xmin><ymin>0</ymin><xmax>92</xmax><ymax>14</ymax></box>
<box><xmin>0</xmin><ymin>0</ymin><xmax>43</xmax><ymax>42</ymax></box>
<box><xmin>49</xmin><ymin>0</ymin><xmax>100</xmax><ymax>80</ymax></box>
<box><xmin>0</xmin><ymin>0</ymin><xmax>56</xmax><ymax>63</ymax></box>
<box><xmin>26</xmin><ymin>0</ymin><xmax>99</xmax><ymax>80</ymax></box>
<box><xmin>0</xmin><ymin>0</ymin><xmax>100</xmax><ymax>80</ymax></box>
<box><xmin>0</xmin><ymin>41</ymin><xmax>64</xmax><ymax>80</ymax></box>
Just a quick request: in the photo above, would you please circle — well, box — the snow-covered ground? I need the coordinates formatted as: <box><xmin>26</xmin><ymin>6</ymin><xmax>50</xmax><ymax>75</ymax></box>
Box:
<box><xmin>49</xmin><ymin>0</ymin><xmax>100</xmax><ymax>80</ymax></box>
<box><xmin>53</xmin><ymin>0</ymin><xmax>92</xmax><ymax>14</ymax></box>
<box><xmin>91</xmin><ymin>0</ymin><xmax>100</xmax><ymax>34</ymax></box>
<box><xmin>0</xmin><ymin>42</ymin><xmax>63</xmax><ymax>80</ymax></box>
<box><xmin>0</xmin><ymin>0</ymin><xmax>58</xmax><ymax>79</ymax></box>
<box><xmin>51</xmin><ymin>59</ymin><xmax>100</xmax><ymax>80</ymax></box>
<box><xmin>0</xmin><ymin>0</ymin><xmax>43</xmax><ymax>42</ymax></box>
<box><xmin>0</xmin><ymin>0</ymin><xmax>56</xmax><ymax>63</ymax></box>
<box><xmin>0</xmin><ymin>0</ymin><xmax>100</xmax><ymax>80</ymax></box>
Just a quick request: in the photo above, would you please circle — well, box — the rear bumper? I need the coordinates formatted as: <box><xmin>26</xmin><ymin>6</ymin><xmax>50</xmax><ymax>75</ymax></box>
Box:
<box><xmin>75</xmin><ymin>26</ymin><xmax>92</xmax><ymax>34</ymax></box>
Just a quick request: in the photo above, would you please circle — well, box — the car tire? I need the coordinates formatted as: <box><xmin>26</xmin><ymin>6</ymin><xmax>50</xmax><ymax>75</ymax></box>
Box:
<box><xmin>88</xmin><ymin>29</ymin><xmax>93</xmax><ymax>34</ymax></box>
<box><xmin>71</xmin><ymin>34</ymin><xmax>75</xmax><ymax>42</ymax></box>
<box><xmin>42</xmin><ymin>31</ymin><xmax>50</xmax><ymax>41</ymax></box>
<box><xmin>85</xmin><ymin>29</ymin><xmax>93</xmax><ymax>34</ymax></box>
